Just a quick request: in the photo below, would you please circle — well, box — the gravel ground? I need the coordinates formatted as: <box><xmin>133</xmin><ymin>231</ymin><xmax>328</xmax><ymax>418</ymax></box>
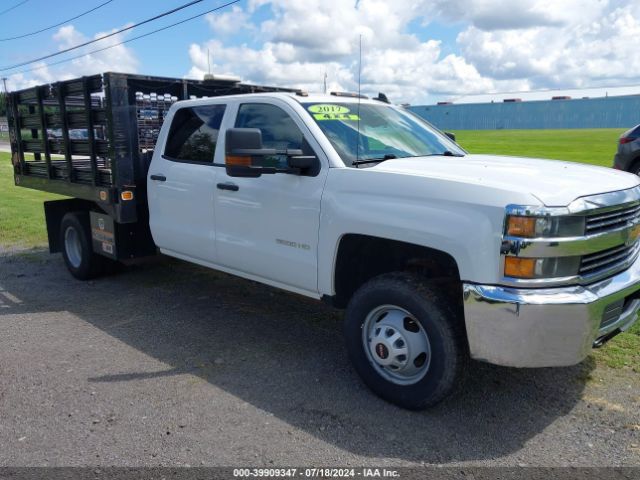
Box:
<box><xmin>0</xmin><ymin>250</ymin><xmax>638</xmax><ymax>467</ymax></box>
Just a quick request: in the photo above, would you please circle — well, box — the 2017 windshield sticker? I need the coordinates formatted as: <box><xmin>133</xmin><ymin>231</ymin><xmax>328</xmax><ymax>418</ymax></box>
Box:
<box><xmin>308</xmin><ymin>104</ymin><xmax>360</xmax><ymax>121</ymax></box>
<box><xmin>308</xmin><ymin>104</ymin><xmax>351</xmax><ymax>114</ymax></box>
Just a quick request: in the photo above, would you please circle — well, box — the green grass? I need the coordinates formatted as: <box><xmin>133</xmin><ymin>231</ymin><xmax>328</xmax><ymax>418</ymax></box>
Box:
<box><xmin>593</xmin><ymin>322</ymin><xmax>640</xmax><ymax>372</ymax></box>
<box><xmin>0</xmin><ymin>132</ymin><xmax>638</xmax><ymax>371</ymax></box>
<box><xmin>0</xmin><ymin>153</ymin><xmax>65</xmax><ymax>248</ymax></box>
<box><xmin>0</xmin><ymin>131</ymin><xmax>8</xmax><ymax>141</ymax></box>
<box><xmin>453</xmin><ymin>128</ymin><xmax>624</xmax><ymax>167</ymax></box>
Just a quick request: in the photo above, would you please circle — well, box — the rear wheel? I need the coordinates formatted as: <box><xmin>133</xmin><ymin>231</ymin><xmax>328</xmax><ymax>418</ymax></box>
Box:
<box><xmin>60</xmin><ymin>212</ymin><xmax>105</xmax><ymax>280</ymax></box>
<box><xmin>344</xmin><ymin>272</ymin><xmax>467</xmax><ymax>409</ymax></box>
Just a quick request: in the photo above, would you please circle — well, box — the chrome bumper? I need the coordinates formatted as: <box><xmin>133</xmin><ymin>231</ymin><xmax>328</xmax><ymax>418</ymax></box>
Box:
<box><xmin>463</xmin><ymin>255</ymin><xmax>640</xmax><ymax>368</ymax></box>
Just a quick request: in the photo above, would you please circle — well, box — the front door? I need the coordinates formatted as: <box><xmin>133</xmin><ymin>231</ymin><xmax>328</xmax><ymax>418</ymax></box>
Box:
<box><xmin>148</xmin><ymin>104</ymin><xmax>227</xmax><ymax>262</ymax></box>
<box><xmin>213</xmin><ymin>101</ymin><xmax>327</xmax><ymax>294</ymax></box>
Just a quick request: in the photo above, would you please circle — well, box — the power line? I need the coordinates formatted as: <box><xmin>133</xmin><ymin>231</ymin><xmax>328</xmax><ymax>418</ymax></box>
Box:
<box><xmin>5</xmin><ymin>0</ymin><xmax>241</xmax><ymax>76</ymax></box>
<box><xmin>0</xmin><ymin>0</ymin><xmax>207</xmax><ymax>72</ymax></box>
<box><xmin>0</xmin><ymin>0</ymin><xmax>115</xmax><ymax>42</ymax></box>
<box><xmin>0</xmin><ymin>0</ymin><xmax>29</xmax><ymax>17</ymax></box>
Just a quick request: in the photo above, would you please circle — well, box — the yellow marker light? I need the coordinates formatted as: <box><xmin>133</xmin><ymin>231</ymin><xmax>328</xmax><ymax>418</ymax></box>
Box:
<box><xmin>121</xmin><ymin>191</ymin><xmax>134</xmax><ymax>201</ymax></box>
<box><xmin>507</xmin><ymin>216</ymin><xmax>537</xmax><ymax>237</ymax></box>
<box><xmin>504</xmin><ymin>257</ymin><xmax>536</xmax><ymax>278</ymax></box>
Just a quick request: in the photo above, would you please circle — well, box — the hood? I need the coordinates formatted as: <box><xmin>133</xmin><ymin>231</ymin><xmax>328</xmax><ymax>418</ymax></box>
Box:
<box><xmin>371</xmin><ymin>154</ymin><xmax>640</xmax><ymax>206</ymax></box>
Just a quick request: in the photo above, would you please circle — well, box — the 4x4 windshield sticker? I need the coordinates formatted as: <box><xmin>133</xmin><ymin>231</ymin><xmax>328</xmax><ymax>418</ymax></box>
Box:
<box><xmin>307</xmin><ymin>104</ymin><xmax>360</xmax><ymax>121</ymax></box>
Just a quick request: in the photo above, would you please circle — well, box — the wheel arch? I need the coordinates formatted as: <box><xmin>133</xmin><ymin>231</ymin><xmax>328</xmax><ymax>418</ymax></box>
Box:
<box><xmin>331</xmin><ymin>234</ymin><xmax>462</xmax><ymax>309</ymax></box>
<box><xmin>44</xmin><ymin>199</ymin><xmax>100</xmax><ymax>253</ymax></box>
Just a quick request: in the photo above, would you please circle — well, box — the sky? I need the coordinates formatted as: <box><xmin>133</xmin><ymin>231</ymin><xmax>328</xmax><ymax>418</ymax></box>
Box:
<box><xmin>1</xmin><ymin>0</ymin><xmax>640</xmax><ymax>105</ymax></box>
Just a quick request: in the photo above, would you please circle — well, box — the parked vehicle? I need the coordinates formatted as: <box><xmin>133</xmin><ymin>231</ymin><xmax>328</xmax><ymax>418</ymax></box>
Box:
<box><xmin>8</xmin><ymin>73</ymin><xmax>640</xmax><ymax>409</ymax></box>
<box><xmin>613</xmin><ymin>124</ymin><xmax>640</xmax><ymax>174</ymax></box>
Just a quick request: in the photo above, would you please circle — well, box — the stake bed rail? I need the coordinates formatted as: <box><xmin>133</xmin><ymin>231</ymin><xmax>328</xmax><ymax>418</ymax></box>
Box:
<box><xmin>7</xmin><ymin>72</ymin><xmax>299</xmax><ymax>223</ymax></box>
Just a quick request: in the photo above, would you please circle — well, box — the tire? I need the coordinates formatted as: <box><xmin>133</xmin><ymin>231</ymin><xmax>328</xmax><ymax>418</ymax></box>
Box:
<box><xmin>60</xmin><ymin>212</ymin><xmax>105</xmax><ymax>280</ymax></box>
<box><xmin>344</xmin><ymin>272</ymin><xmax>467</xmax><ymax>410</ymax></box>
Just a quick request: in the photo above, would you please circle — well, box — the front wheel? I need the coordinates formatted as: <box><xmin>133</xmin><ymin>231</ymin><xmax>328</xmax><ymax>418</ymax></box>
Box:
<box><xmin>344</xmin><ymin>273</ymin><xmax>467</xmax><ymax>409</ymax></box>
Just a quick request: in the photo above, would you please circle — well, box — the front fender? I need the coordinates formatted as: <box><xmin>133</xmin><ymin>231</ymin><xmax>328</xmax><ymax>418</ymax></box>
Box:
<box><xmin>317</xmin><ymin>168</ymin><xmax>537</xmax><ymax>296</ymax></box>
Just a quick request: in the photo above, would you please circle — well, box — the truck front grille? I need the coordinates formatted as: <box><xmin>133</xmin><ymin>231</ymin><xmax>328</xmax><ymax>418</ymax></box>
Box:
<box><xmin>586</xmin><ymin>203</ymin><xmax>640</xmax><ymax>235</ymax></box>
<box><xmin>579</xmin><ymin>242</ymin><xmax>640</xmax><ymax>278</ymax></box>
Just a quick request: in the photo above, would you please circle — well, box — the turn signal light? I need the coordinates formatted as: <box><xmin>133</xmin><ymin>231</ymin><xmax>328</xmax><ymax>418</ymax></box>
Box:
<box><xmin>506</xmin><ymin>216</ymin><xmax>536</xmax><ymax>237</ymax></box>
<box><xmin>504</xmin><ymin>257</ymin><xmax>536</xmax><ymax>278</ymax></box>
<box><xmin>226</xmin><ymin>155</ymin><xmax>252</xmax><ymax>166</ymax></box>
<box><xmin>120</xmin><ymin>191</ymin><xmax>134</xmax><ymax>201</ymax></box>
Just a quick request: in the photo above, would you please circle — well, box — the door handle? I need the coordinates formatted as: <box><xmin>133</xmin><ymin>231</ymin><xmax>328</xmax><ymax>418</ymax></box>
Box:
<box><xmin>150</xmin><ymin>174</ymin><xmax>166</xmax><ymax>181</ymax></box>
<box><xmin>217</xmin><ymin>182</ymin><xmax>239</xmax><ymax>192</ymax></box>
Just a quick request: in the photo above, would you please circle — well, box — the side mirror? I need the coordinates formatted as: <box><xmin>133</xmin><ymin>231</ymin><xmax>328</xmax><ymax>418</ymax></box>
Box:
<box><xmin>225</xmin><ymin>128</ymin><xmax>277</xmax><ymax>178</ymax></box>
<box><xmin>226</xmin><ymin>128</ymin><xmax>276</xmax><ymax>156</ymax></box>
<box><xmin>445</xmin><ymin>131</ymin><xmax>456</xmax><ymax>142</ymax></box>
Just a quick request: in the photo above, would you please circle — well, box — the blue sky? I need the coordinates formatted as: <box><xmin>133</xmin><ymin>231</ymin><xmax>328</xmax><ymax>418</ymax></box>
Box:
<box><xmin>2</xmin><ymin>0</ymin><xmax>640</xmax><ymax>104</ymax></box>
<box><xmin>0</xmin><ymin>0</ymin><xmax>212</xmax><ymax>78</ymax></box>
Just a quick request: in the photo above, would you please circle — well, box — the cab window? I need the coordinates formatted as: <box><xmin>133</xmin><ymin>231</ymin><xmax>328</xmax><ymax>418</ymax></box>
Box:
<box><xmin>235</xmin><ymin>103</ymin><xmax>304</xmax><ymax>168</ymax></box>
<box><xmin>164</xmin><ymin>105</ymin><xmax>226</xmax><ymax>163</ymax></box>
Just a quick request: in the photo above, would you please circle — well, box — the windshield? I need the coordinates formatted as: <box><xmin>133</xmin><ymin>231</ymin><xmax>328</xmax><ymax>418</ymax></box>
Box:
<box><xmin>302</xmin><ymin>102</ymin><xmax>465</xmax><ymax>166</ymax></box>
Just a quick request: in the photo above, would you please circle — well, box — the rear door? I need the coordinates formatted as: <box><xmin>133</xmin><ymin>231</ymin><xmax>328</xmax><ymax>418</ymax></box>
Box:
<box><xmin>148</xmin><ymin>103</ymin><xmax>227</xmax><ymax>262</ymax></box>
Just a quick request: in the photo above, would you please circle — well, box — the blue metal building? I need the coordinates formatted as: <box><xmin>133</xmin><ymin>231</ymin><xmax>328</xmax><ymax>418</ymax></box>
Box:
<box><xmin>409</xmin><ymin>95</ymin><xmax>640</xmax><ymax>130</ymax></box>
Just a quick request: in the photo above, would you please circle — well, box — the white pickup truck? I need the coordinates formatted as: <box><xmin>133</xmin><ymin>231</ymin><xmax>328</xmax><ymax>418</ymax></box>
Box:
<box><xmin>9</xmin><ymin>73</ymin><xmax>640</xmax><ymax>409</ymax></box>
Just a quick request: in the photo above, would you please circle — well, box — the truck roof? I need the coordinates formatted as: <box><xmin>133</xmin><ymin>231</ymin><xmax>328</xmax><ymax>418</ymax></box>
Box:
<box><xmin>172</xmin><ymin>91</ymin><xmax>388</xmax><ymax>108</ymax></box>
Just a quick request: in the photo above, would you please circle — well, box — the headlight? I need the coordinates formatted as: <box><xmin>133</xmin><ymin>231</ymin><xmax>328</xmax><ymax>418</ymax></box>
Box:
<box><xmin>506</xmin><ymin>215</ymin><xmax>585</xmax><ymax>238</ymax></box>
<box><xmin>504</xmin><ymin>256</ymin><xmax>581</xmax><ymax>279</ymax></box>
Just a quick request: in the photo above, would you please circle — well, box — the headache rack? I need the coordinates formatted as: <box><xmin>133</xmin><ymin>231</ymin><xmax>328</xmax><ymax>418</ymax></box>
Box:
<box><xmin>7</xmin><ymin>72</ymin><xmax>299</xmax><ymax>223</ymax></box>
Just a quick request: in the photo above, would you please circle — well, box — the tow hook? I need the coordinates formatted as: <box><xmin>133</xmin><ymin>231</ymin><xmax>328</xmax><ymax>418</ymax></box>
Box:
<box><xmin>593</xmin><ymin>329</ymin><xmax>621</xmax><ymax>348</ymax></box>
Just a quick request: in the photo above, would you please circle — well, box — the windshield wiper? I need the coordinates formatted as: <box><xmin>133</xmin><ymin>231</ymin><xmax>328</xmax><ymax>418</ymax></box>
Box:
<box><xmin>352</xmin><ymin>154</ymin><xmax>397</xmax><ymax>166</ymax></box>
<box><xmin>424</xmin><ymin>151</ymin><xmax>464</xmax><ymax>157</ymax></box>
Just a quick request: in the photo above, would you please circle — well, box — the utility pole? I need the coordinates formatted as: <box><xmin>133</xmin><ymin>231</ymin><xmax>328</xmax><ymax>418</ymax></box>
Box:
<box><xmin>323</xmin><ymin>71</ymin><xmax>327</xmax><ymax>94</ymax></box>
<box><xmin>2</xmin><ymin>77</ymin><xmax>7</xmax><ymax>94</ymax></box>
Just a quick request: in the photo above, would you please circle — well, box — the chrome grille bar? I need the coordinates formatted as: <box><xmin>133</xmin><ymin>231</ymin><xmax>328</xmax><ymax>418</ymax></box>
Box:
<box><xmin>580</xmin><ymin>242</ymin><xmax>640</xmax><ymax>275</ymax></box>
<box><xmin>586</xmin><ymin>204</ymin><xmax>640</xmax><ymax>233</ymax></box>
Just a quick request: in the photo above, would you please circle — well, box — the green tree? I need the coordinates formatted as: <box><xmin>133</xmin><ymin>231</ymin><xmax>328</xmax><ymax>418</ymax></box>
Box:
<box><xmin>0</xmin><ymin>92</ymin><xmax>6</xmax><ymax>117</ymax></box>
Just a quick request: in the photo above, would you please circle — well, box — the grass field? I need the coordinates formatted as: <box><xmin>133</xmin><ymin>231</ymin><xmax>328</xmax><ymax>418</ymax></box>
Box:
<box><xmin>453</xmin><ymin>128</ymin><xmax>624</xmax><ymax>166</ymax></box>
<box><xmin>0</xmin><ymin>154</ymin><xmax>65</xmax><ymax>248</ymax></box>
<box><xmin>0</xmin><ymin>131</ymin><xmax>637</xmax><ymax>369</ymax></box>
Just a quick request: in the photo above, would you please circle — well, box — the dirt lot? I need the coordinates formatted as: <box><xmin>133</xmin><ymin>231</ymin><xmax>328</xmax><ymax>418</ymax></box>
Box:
<box><xmin>0</xmin><ymin>250</ymin><xmax>639</xmax><ymax>467</ymax></box>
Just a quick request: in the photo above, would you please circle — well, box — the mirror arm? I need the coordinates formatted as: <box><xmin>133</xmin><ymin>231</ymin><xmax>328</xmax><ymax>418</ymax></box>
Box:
<box><xmin>284</xmin><ymin>148</ymin><xmax>304</xmax><ymax>156</ymax></box>
<box><xmin>231</xmin><ymin>148</ymin><xmax>277</xmax><ymax>156</ymax></box>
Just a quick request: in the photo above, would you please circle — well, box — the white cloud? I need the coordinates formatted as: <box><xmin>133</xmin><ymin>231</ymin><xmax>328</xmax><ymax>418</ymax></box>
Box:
<box><xmin>185</xmin><ymin>0</ymin><xmax>640</xmax><ymax>104</ymax></box>
<box><xmin>6</xmin><ymin>24</ymin><xmax>138</xmax><ymax>91</ymax></box>
<box><xmin>205</xmin><ymin>5</ymin><xmax>251</xmax><ymax>36</ymax></box>
<box><xmin>457</xmin><ymin>4</ymin><xmax>640</xmax><ymax>90</ymax></box>
<box><xmin>428</xmin><ymin>0</ymin><xmax>609</xmax><ymax>30</ymax></box>
<box><xmin>188</xmin><ymin>0</ymin><xmax>497</xmax><ymax>104</ymax></box>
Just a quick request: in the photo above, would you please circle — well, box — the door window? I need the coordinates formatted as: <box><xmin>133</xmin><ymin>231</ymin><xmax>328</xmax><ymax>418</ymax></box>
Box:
<box><xmin>164</xmin><ymin>105</ymin><xmax>226</xmax><ymax>163</ymax></box>
<box><xmin>235</xmin><ymin>103</ymin><xmax>304</xmax><ymax>168</ymax></box>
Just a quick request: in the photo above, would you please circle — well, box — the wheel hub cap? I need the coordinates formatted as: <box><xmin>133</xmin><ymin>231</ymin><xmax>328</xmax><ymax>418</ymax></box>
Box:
<box><xmin>64</xmin><ymin>226</ymin><xmax>82</xmax><ymax>269</ymax></box>
<box><xmin>363</xmin><ymin>305</ymin><xmax>432</xmax><ymax>385</ymax></box>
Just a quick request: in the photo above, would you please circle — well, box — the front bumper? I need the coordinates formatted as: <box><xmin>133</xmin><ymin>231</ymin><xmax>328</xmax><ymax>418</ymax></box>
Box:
<box><xmin>463</xmin><ymin>255</ymin><xmax>640</xmax><ymax>368</ymax></box>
